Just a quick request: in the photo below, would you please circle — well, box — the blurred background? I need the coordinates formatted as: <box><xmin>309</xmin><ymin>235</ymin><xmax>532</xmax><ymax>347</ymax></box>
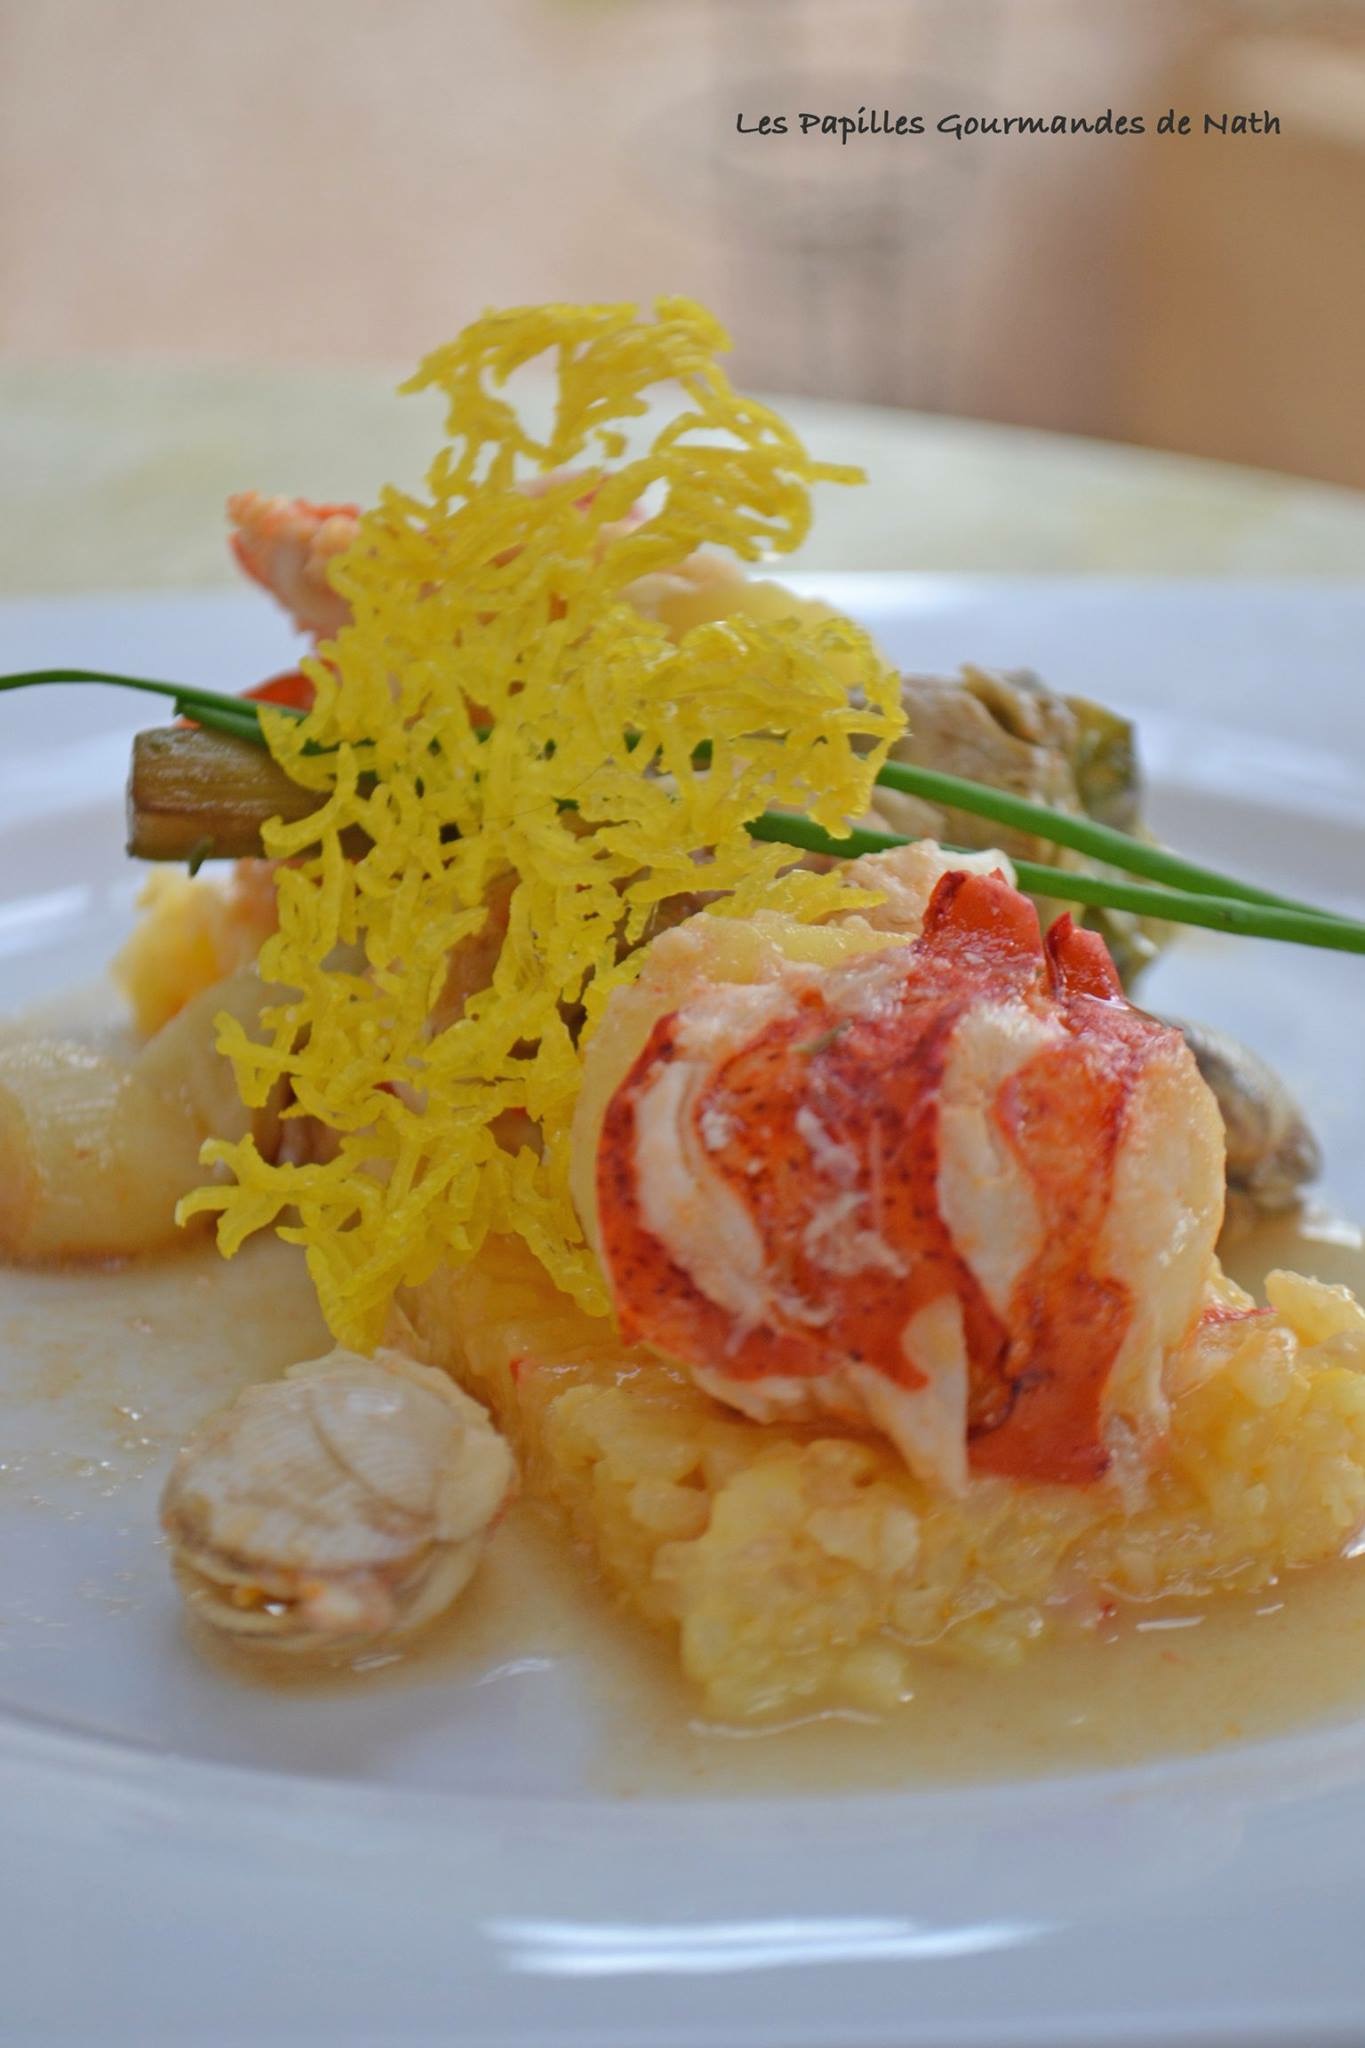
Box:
<box><xmin>4</xmin><ymin>0</ymin><xmax>1365</xmax><ymax>586</ymax></box>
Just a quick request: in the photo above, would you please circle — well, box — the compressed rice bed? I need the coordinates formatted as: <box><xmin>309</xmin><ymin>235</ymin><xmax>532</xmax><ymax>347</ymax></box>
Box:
<box><xmin>407</xmin><ymin>1242</ymin><xmax>1365</xmax><ymax>1720</ymax></box>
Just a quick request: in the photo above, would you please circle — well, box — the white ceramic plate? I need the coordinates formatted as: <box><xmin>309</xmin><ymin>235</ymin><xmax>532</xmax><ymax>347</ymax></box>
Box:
<box><xmin>2</xmin><ymin>580</ymin><xmax>1365</xmax><ymax>2048</ymax></box>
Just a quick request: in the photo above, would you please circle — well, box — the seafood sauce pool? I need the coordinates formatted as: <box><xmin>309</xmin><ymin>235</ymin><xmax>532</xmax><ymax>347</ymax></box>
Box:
<box><xmin>2</xmin><ymin>1212</ymin><xmax>1365</xmax><ymax>1797</ymax></box>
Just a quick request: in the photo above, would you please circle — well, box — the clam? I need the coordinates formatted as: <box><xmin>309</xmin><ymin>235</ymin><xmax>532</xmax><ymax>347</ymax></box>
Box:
<box><xmin>1169</xmin><ymin>1018</ymin><xmax>1323</xmax><ymax>1238</ymax></box>
<box><xmin>160</xmin><ymin>1346</ymin><xmax>516</xmax><ymax>1652</ymax></box>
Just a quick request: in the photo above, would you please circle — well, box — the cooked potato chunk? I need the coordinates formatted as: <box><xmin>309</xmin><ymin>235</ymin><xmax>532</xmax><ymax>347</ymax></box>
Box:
<box><xmin>0</xmin><ymin>970</ymin><xmax>276</xmax><ymax>1262</ymax></box>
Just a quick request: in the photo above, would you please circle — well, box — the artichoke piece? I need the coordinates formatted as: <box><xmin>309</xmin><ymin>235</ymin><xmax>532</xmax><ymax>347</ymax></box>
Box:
<box><xmin>862</xmin><ymin>667</ymin><xmax>1322</xmax><ymax>1237</ymax></box>
<box><xmin>1067</xmin><ymin>693</ymin><xmax>1141</xmax><ymax>833</ymax></box>
<box><xmin>867</xmin><ymin>666</ymin><xmax>1163</xmax><ymax>989</ymax></box>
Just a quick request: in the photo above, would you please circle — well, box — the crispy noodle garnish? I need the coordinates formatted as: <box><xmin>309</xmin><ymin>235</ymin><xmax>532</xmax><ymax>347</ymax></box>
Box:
<box><xmin>179</xmin><ymin>298</ymin><xmax>905</xmax><ymax>1348</ymax></box>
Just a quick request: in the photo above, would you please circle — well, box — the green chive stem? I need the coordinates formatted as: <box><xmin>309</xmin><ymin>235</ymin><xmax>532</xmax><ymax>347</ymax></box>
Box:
<box><xmin>872</xmin><ymin>755</ymin><xmax>1342</xmax><ymax>923</ymax></box>
<box><xmin>0</xmin><ymin>668</ymin><xmax>308</xmax><ymax>744</ymax></box>
<box><xmin>7</xmin><ymin>668</ymin><xmax>1365</xmax><ymax>957</ymax></box>
<box><xmin>744</xmin><ymin>811</ymin><xmax>1365</xmax><ymax>957</ymax></box>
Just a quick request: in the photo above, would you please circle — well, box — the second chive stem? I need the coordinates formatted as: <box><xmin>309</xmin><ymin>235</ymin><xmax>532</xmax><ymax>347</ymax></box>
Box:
<box><xmin>2</xmin><ymin>667</ymin><xmax>1362</xmax><ymax>957</ymax></box>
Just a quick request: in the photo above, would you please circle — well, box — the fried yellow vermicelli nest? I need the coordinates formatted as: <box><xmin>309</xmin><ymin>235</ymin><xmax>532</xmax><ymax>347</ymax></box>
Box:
<box><xmin>407</xmin><ymin>1245</ymin><xmax>1365</xmax><ymax>1719</ymax></box>
<box><xmin>179</xmin><ymin>299</ymin><xmax>903</xmax><ymax>1349</ymax></box>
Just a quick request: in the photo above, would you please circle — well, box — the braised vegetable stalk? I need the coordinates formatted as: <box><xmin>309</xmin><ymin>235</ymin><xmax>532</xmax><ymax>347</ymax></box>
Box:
<box><xmin>128</xmin><ymin>721</ymin><xmax>1365</xmax><ymax>956</ymax></box>
<box><xmin>128</xmin><ymin>726</ymin><xmax>323</xmax><ymax>862</ymax></box>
